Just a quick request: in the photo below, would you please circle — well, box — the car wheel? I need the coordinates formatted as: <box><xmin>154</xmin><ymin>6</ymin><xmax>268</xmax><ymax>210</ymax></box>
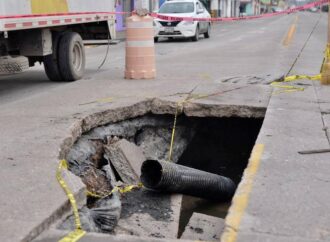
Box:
<box><xmin>154</xmin><ymin>37</ymin><xmax>159</xmax><ymax>42</ymax></box>
<box><xmin>192</xmin><ymin>25</ymin><xmax>199</xmax><ymax>42</ymax></box>
<box><xmin>204</xmin><ymin>24</ymin><xmax>210</xmax><ymax>38</ymax></box>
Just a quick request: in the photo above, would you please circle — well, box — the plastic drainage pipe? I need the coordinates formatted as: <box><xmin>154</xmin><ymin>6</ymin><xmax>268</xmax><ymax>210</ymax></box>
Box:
<box><xmin>140</xmin><ymin>160</ymin><xmax>236</xmax><ymax>201</ymax></box>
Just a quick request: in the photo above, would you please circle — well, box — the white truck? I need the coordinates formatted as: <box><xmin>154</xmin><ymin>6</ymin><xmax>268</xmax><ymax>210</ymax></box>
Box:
<box><xmin>0</xmin><ymin>0</ymin><xmax>116</xmax><ymax>81</ymax></box>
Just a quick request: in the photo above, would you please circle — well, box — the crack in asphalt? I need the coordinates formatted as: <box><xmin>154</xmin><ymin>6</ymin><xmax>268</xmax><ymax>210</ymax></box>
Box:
<box><xmin>287</xmin><ymin>13</ymin><xmax>322</xmax><ymax>76</ymax></box>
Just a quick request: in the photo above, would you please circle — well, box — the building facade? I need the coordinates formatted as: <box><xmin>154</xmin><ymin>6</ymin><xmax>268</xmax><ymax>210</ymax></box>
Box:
<box><xmin>116</xmin><ymin>0</ymin><xmax>160</xmax><ymax>32</ymax></box>
<box><xmin>115</xmin><ymin>0</ymin><xmax>250</xmax><ymax>32</ymax></box>
<box><xmin>240</xmin><ymin>0</ymin><xmax>260</xmax><ymax>15</ymax></box>
<box><xmin>209</xmin><ymin>0</ymin><xmax>241</xmax><ymax>17</ymax></box>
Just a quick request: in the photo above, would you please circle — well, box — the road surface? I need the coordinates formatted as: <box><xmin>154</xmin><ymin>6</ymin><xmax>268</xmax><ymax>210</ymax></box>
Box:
<box><xmin>0</xmin><ymin>12</ymin><xmax>324</xmax><ymax>105</ymax></box>
<box><xmin>0</xmin><ymin>12</ymin><xmax>328</xmax><ymax>242</ymax></box>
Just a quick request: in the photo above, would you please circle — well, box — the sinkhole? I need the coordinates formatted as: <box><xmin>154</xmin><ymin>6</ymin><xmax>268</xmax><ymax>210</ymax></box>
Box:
<box><xmin>59</xmin><ymin>112</ymin><xmax>263</xmax><ymax>241</ymax></box>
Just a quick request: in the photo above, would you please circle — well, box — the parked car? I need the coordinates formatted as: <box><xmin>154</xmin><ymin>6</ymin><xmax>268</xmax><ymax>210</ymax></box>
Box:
<box><xmin>153</xmin><ymin>0</ymin><xmax>211</xmax><ymax>42</ymax></box>
<box><xmin>271</xmin><ymin>7</ymin><xmax>284</xmax><ymax>13</ymax></box>
<box><xmin>307</xmin><ymin>7</ymin><xmax>319</xmax><ymax>12</ymax></box>
<box><xmin>321</xmin><ymin>5</ymin><xmax>328</xmax><ymax>12</ymax></box>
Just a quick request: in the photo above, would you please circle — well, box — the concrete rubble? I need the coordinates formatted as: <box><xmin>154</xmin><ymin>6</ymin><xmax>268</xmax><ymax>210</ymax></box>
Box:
<box><xmin>55</xmin><ymin>107</ymin><xmax>262</xmax><ymax>240</ymax></box>
<box><xmin>57</xmin><ymin>115</ymin><xmax>193</xmax><ymax>238</ymax></box>
<box><xmin>181</xmin><ymin>212</ymin><xmax>225</xmax><ymax>241</ymax></box>
<box><xmin>104</xmin><ymin>139</ymin><xmax>145</xmax><ymax>184</ymax></box>
<box><xmin>114</xmin><ymin>192</ymin><xmax>183</xmax><ymax>239</ymax></box>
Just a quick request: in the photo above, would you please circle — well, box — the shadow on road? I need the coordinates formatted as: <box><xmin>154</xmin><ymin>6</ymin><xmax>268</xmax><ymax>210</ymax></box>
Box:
<box><xmin>0</xmin><ymin>70</ymin><xmax>62</xmax><ymax>104</ymax></box>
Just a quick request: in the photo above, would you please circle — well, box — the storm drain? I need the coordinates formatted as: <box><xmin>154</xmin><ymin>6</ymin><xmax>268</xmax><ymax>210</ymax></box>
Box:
<box><xmin>59</xmin><ymin>113</ymin><xmax>263</xmax><ymax>240</ymax></box>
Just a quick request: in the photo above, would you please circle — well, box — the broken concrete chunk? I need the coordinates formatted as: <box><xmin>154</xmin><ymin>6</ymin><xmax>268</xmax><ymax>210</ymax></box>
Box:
<box><xmin>104</xmin><ymin>139</ymin><xmax>146</xmax><ymax>184</ymax></box>
<box><xmin>181</xmin><ymin>212</ymin><xmax>225</xmax><ymax>241</ymax></box>
<box><xmin>135</xmin><ymin>126</ymin><xmax>194</xmax><ymax>163</ymax></box>
<box><xmin>114</xmin><ymin>190</ymin><xmax>183</xmax><ymax>239</ymax></box>
<box><xmin>66</xmin><ymin>138</ymin><xmax>105</xmax><ymax>177</ymax></box>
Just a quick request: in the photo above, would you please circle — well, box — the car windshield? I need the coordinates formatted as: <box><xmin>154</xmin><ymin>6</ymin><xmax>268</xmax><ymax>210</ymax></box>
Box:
<box><xmin>158</xmin><ymin>2</ymin><xmax>195</xmax><ymax>13</ymax></box>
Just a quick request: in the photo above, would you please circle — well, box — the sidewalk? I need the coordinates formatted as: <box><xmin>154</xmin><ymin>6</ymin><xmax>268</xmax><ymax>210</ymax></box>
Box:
<box><xmin>222</xmin><ymin>14</ymin><xmax>330</xmax><ymax>242</ymax></box>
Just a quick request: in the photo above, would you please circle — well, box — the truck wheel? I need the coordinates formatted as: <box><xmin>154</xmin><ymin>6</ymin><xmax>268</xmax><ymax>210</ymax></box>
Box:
<box><xmin>44</xmin><ymin>55</ymin><xmax>62</xmax><ymax>82</ymax></box>
<box><xmin>58</xmin><ymin>32</ymin><xmax>85</xmax><ymax>82</ymax></box>
<box><xmin>43</xmin><ymin>33</ymin><xmax>63</xmax><ymax>82</ymax></box>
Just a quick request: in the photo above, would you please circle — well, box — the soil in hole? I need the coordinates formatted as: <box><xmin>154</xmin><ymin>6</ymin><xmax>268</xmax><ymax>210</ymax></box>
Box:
<box><xmin>120</xmin><ymin>188</ymin><xmax>172</xmax><ymax>221</ymax></box>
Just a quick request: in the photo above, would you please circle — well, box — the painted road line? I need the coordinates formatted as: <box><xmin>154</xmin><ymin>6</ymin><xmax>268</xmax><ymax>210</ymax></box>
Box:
<box><xmin>221</xmin><ymin>144</ymin><xmax>265</xmax><ymax>242</ymax></box>
<box><xmin>283</xmin><ymin>15</ymin><xmax>299</xmax><ymax>46</ymax></box>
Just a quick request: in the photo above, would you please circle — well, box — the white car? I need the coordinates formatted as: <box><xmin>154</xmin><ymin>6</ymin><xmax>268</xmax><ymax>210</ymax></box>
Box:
<box><xmin>153</xmin><ymin>0</ymin><xmax>211</xmax><ymax>42</ymax></box>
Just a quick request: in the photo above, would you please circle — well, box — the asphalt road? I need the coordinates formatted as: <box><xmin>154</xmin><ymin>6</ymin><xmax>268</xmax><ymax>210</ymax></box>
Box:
<box><xmin>0</xmin><ymin>12</ymin><xmax>325</xmax><ymax>106</ymax></box>
<box><xmin>0</xmin><ymin>12</ymin><xmax>328</xmax><ymax>242</ymax></box>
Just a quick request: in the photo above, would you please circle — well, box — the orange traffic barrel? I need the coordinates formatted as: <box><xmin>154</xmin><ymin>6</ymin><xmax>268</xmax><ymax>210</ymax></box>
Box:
<box><xmin>125</xmin><ymin>14</ymin><xmax>156</xmax><ymax>79</ymax></box>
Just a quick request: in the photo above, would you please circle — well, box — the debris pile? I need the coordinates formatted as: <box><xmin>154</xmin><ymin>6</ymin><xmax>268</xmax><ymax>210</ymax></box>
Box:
<box><xmin>59</xmin><ymin>114</ymin><xmax>261</xmax><ymax>240</ymax></box>
<box><xmin>181</xmin><ymin>212</ymin><xmax>225</xmax><ymax>241</ymax></box>
<box><xmin>60</xmin><ymin>115</ymin><xmax>195</xmax><ymax>237</ymax></box>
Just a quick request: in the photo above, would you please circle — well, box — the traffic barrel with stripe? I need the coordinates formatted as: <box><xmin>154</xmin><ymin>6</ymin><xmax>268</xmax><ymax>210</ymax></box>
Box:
<box><xmin>125</xmin><ymin>14</ymin><xmax>156</xmax><ymax>79</ymax></box>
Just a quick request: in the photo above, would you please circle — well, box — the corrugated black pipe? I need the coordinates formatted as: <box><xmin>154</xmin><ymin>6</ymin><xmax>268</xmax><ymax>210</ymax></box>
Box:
<box><xmin>140</xmin><ymin>160</ymin><xmax>236</xmax><ymax>201</ymax></box>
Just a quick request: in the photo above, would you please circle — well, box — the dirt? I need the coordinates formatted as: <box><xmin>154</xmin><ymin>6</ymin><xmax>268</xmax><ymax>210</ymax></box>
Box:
<box><xmin>120</xmin><ymin>188</ymin><xmax>173</xmax><ymax>221</ymax></box>
<box><xmin>192</xmin><ymin>227</ymin><xmax>203</xmax><ymax>234</ymax></box>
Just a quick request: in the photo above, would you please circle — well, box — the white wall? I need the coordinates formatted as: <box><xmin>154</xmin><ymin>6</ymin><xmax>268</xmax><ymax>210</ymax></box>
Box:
<box><xmin>226</xmin><ymin>0</ymin><xmax>231</xmax><ymax>16</ymax></box>
<box><xmin>0</xmin><ymin>0</ymin><xmax>31</xmax><ymax>15</ymax></box>
<box><xmin>210</xmin><ymin>0</ymin><xmax>242</xmax><ymax>17</ymax></box>
<box><xmin>67</xmin><ymin>0</ymin><xmax>115</xmax><ymax>12</ymax></box>
<box><xmin>0</xmin><ymin>0</ymin><xmax>115</xmax><ymax>16</ymax></box>
<box><xmin>211</xmin><ymin>0</ymin><xmax>219</xmax><ymax>11</ymax></box>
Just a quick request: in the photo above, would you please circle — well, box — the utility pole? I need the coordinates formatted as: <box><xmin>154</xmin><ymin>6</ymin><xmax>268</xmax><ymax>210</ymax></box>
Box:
<box><xmin>321</xmin><ymin>1</ymin><xmax>330</xmax><ymax>85</ymax></box>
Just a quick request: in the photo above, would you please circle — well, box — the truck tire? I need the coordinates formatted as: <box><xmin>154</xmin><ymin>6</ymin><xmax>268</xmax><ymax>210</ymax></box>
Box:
<box><xmin>44</xmin><ymin>55</ymin><xmax>62</xmax><ymax>82</ymax></box>
<box><xmin>43</xmin><ymin>33</ymin><xmax>63</xmax><ymax>82</ymax></box>
<box><xmin>58</xmin><ymin>32</ymin><xmax>85</xmax><ymax>82</ymax></box>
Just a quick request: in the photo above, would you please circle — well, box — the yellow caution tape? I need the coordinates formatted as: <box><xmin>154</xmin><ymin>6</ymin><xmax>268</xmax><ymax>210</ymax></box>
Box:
<box><xmin>271</xmin><ymin>82</ymin><xmax>304</xmax><ymax>90</ymax></box>
<box><xmin>86</xmin><ymin>182</ymin><xmax>143</xmax><ymax>199</ymax></box>
<box><xmin>56</xmin><ymin>159</ymin><xmax>86</xmax><ymax>242</ymax></box>
<box><xmin>57</xmin><ymin>159</ymin><xmax>142</xmax><ymax>241</ymax></box>
<box><xmin>321</xmin><ymin>45</ymin><xmax>330</xmax><ymax>73</ymax></box>
<box><xmin>272</xmin><ymin>44</ymin><xmax>328</xmax><ymax>93</ymax></box>
<box><xmin>168</xmin><ymin>101</ymin><xmax>185</xmax><ymax>162</ymax></box>
<box><xmin>326</xmin><ymin>44</ymin><xmax>330</xmax><ymax>59</ymax></box>
<box><xmin>284</xmin><ymin>74</ymin><xmax>321</xmax><ymax>81</ymax></box>
<box><xmin>96</xmin><ymin>97</ymin><xmax>114</xmax><ymax>103</ymax></box>
<box><xmin>168</xmin><ymin>86</ymin><xmax>247</xmax><ymax>162</ymax></box>
<box><xmin>270</xmin><ymin>74</ymin><xmax>321</xmax><ymax>94</ymax></box>
<box><xmin>59</xmin><ymin>229</ymin><xmax>86</xmax><ymax>242</ymax></box>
